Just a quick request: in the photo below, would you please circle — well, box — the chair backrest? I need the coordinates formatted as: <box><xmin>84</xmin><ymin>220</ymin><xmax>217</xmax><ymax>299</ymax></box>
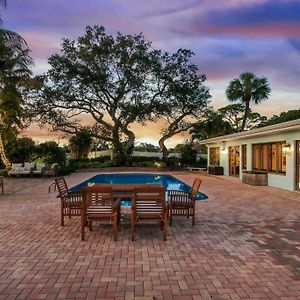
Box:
<box><xmin>55</xmin><ymin>177</ymin><xmax>69</xmax><ymax>198</ymax></box>
<box><xmin>11</xmin><ymin>163</ymin><xmax>22</xmax><ymax>171</ymax></box>
<box><xmin>81</xmin><ymin>186</ymin><xmax>114</xmax><ymax>209</ymax></box>
<box><xmin>190</xmin><ymin>178</ymin><xmax>202</xmax><ymax>199</ymax></box>
<box><xmin>36</xmin><ymin>163</ymin><xmax>46</xmax><ymax>171</ymax></box>
<box><xmin>24</xmin><ymin>162</ymin><xmax>35</xmax><ymax>170</ymax></box>
<box><xmin>133</xmin><ymin>185</ymin><xmax>166</xmax><ymax>210</ymax></box>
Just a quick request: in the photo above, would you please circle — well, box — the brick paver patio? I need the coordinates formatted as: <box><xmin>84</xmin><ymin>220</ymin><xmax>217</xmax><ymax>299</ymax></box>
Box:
<box><xmin>0</xmin><ymin>171</ymin><xmax>299</xmax><ymax>299</ymax></box>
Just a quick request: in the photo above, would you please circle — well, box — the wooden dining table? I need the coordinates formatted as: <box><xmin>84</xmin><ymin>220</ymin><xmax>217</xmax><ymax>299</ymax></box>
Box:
<box><xmin>85</xmin><ymin>183</ymin><xmax>167</xmax><ymax>225</ymax></box>
<box><xmin>87</xmin><ymin>183</ymin><xmax>165</xmax><ymax>201</ymax></box>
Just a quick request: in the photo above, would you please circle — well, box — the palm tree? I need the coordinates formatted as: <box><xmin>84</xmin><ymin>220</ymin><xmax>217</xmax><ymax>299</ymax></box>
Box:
<box><xmin>0</xmin><ymin>0</ymin><xmax>32</xmax><ymax>169</ymax></box>
<box><xmin>226</xmin><ymin>72</ymin><xmax>271</xmax><ymax>131</ymax></box>
<box><xmin>1</xmin><ymin>0</ymin><xmax>27</xmax><ymax>48</ymax></box>
<box><xmin>0</xmin><ymin>36</ymin><xmax>32</xmax><ymax>169</ymax></box>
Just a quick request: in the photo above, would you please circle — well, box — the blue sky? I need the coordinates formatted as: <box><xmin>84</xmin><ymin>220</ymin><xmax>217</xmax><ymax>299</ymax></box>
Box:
<box><xmin>2</xmin><ymin>0</ymin><xmax>300</xmax><ymax>145</ymax></box>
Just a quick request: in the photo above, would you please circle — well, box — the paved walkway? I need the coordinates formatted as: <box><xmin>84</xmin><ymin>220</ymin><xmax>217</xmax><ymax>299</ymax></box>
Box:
<box><xmin>0</xmin><ymin>171</ymin><xmax>299</xmax><ymax>299</ymax></box>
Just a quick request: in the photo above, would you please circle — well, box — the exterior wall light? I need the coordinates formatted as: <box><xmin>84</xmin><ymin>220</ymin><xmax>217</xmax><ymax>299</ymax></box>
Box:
<box><xmin>220</xmin><ymin>147</ymin><xmax>228</xmax><ymax>154</ymax></box>
<box><xmin>282</xmin><ymin>143</ymin><xmax>291</xmax><ymax>154</ymax></box>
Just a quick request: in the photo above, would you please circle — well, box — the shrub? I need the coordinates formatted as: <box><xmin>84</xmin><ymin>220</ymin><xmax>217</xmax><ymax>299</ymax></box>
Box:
<box><xmin>69</xmin><ymin>157</ymin><xmax>113</xmax><ymax>169</ymax></box>
<box><xmin>7</xmin><ymin>137</ymin><xmax>36</xmax><ymax>163</ymax></box>
<box><xmin>57</xmin><ymin>166</ymin><xmax>74</xmax><ymax>176</ymax></box>
<box><xmin>69</xmin><ymin>129</ymin><xmax>93</xmax><ymax>158</ymax></box>
<box><xmin>68</xmin><ymin>156</ymin><xmax>168</xmax><ymax>169</ymax></box>
<box><xmin>0</xmin><ymin>169</ymin><xmax>8</xmax><ymax>176</ymax></box>
<box><xmin>179</xmin><ymin>143</ymin><xmax>197</xmax><ymax>165</ymax></box>
<box><xmin>35</xmin><ymin>141</ymin><xmax>67</xmax><ymax>165</ymax></box>
<box><xmin>166</xmin><ymin>157</ymin><xmax>181</xmax><ymax>169</ymax></box>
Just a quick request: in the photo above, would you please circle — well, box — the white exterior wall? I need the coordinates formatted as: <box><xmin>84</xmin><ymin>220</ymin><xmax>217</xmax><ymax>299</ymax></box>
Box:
<box><xmin>207</xmin><ymin>131</ymin><xmax>299</xmax><ymax>191</ymax></box>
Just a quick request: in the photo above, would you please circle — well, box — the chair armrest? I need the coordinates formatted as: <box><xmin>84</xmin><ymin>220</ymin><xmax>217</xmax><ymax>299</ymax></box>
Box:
<box><xmin>64</xmin><ymin>193</ymin><xmax>83</xmax><ymax>210</ymax></box>
<box><xmin>167</xmin><ymin>190</ymin><xmax>195</xmax><ymax>207</ymax></box>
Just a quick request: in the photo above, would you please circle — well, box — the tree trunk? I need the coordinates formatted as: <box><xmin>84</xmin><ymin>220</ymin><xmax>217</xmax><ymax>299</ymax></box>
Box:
<box><xmin>0</xmin><ymin>133</ymin><xmax>11</xmax><ymax>169</ymax></box>
<box><xmin>111</xmin><ymin>127</ymin><xmax>131</xmax><ymax>166</ymax></box>
<box><xmin>159</xmin><ymin>136</ymin><xmax>169</xmax><ymax>163</ymax></box>
<box><xmin>241</xmin><ymin>100</ymin><xmax>250</xmax><ymax>131</ymax></box>
<box><xmin>123</xmin><ymin>127</ymin><xmax>135</xmax><ymax>158</ymax></box>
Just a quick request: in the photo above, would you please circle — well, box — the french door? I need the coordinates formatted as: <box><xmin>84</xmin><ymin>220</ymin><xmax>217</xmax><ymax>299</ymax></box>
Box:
<box><xmin>229</xmin><ymin>146</ymin><xmax>240</xmax><ymax>177</ymax></box>
<box><xmin>296</xmin><ymin>141</ymin><xmax>300</xmax><ymax>191</ymax></box>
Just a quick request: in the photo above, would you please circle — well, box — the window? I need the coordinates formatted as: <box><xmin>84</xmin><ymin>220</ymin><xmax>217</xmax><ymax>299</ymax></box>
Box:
<box><xmin>252</xmin><ymin>142</ymin><xmax>286</xmax><ymax>174</ymax></box>
<box><xmin>242</xmin><ymin>145</ymin><xmax>247</xmax><ymax>170</ymax></box>
<box><xmin>261</xmin><ymin>144</ymin><xmax>269</xmax><ymax>171</ymax></box>
<box><xmin>278</xmin><ymin>145</ymin><xmax>286</xmax><ymax>173</ymax></box>
<box><xmin>270</xmin><ymin>143</ymin><xmax>277</xmax><ymax>172</ymax></box>
<box><xmin>209</xmin><ymin>147</ymin><xmax>220</xmax><ymax>165</ymax></box>
<box><xmin>253</xmin><ymin>144</ymin><xmax>260</xmax><ymax>170</ymax></box>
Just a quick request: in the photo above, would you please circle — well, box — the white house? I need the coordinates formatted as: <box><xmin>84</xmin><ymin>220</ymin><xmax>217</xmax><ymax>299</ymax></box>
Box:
<box><xmin>199</xmin><ymin>119</ymin><xmax>300</xmax><ymax>192</ymax></box>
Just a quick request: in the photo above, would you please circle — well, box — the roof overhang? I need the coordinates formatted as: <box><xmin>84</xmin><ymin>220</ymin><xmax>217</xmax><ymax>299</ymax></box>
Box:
<box><xmin>198</xmin><ymin>119</ymin><xmax>300</xmax><ymax>145</ymax></box>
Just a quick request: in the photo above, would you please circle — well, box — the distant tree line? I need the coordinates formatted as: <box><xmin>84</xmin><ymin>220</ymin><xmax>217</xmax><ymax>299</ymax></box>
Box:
<box><xmin>2</xmin><ymin>137</ymin><xmax>66</xmax><ymax>167</ymax></box>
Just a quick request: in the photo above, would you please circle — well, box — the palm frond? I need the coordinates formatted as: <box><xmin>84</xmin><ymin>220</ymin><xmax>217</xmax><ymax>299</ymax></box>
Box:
<box><xmin>0</xmin><ymin>29</ymin><xmax>28</xmax><ymax>49</ymax></box>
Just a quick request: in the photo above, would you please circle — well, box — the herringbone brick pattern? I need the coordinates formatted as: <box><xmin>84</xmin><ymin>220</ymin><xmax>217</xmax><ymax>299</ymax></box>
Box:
<box><xmin>0</xmin><ymin>172</ymin><xmax>299</xmax><ymax>299</ymax></box>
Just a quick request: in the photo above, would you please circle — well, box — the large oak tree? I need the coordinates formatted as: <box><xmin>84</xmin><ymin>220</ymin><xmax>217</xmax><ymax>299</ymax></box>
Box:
<box><xmin>32</xmin><ymin>26</ymin><xmax>166</xmax><ymax>165</ymax></box>
<box><xmin>32</xmin><ymin>26</ymin><xmax>211</xmax><ymax>165</ymax></box>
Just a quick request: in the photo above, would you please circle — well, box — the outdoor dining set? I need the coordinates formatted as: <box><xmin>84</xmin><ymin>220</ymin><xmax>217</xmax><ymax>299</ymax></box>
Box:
<box><xmin>55</xmin><ymin>177</ymin><xmax>202</xmax><ymax>241</ymax></box>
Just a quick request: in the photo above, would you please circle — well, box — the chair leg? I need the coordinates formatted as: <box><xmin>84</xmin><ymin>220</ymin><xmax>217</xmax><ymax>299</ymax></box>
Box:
<box><xmin>131</xmin><ymin>214</ymin><xmax>135</xmax><ymax>241</ymax></box>
<box><xmin>117</xmin><ymin>205</ymin><xmax>121</xmax><ymax>231</ymax></box>
<box><xmin>113</xmin><ymin>215</ymin><xmax>118</xmax><ymax>241</ymax></box>
<box><xmin>89</xmin><ymin>221</ymin><xmax>92</xmax><ymax>231</ymax></box>
<box><xmin>192</xmin><ymin>210</ymin><xmax>195</xmax><ymax>226</ymax></box>
<box><xmin>163</xmin><ymin>215</ymin><xmax>167</xmax><ymax>241</ymax></box>
<box><xmin>169</xmin><ymin>211</ymin><xmax>173</xmax><ymax>226</ymax></box>
<box><xmin>61</xmin><ymin>202</ymin><xmax>64</xmax><ymax>226</ymax></box>
<box><xmin>81</xmin><ymin>215</ymin><xmax>85</xmax><ymax>241</ymax></box>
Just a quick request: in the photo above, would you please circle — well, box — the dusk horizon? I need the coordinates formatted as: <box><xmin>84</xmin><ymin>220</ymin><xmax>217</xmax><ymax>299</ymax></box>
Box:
<box><xmin>2</xmin><ymin>0</ymin><xmax>300</xmax><ymax>146</ymax></box>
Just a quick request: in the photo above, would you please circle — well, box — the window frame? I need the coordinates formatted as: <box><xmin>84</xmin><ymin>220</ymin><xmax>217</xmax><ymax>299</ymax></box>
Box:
<box><xmin>252</xmin><ymin>142</ymin><xmax>286</xmax><ymax>174</ymax></box>
<box><xmin>242</xmin><ymin>144</ymin><xmax>247</xmax><ymax>170</ymax></box>
<box><xmin>209</xmin><ymin>147</ymin><xmax>220</xmax><ymax>166</ymax></box>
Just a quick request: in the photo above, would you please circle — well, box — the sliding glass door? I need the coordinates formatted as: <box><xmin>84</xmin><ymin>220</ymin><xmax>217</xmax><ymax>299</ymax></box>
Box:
<box><xmin>229</xmin><ymin>146</ymin><xmax>240</xmax><ymax>177</ymax></box>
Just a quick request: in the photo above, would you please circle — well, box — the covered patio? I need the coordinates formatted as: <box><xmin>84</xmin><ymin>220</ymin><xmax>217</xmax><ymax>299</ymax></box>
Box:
<box><xmin>0</xmin><ymin>171</ymin><xmax>299</xmax><ymax>299</ymax></box>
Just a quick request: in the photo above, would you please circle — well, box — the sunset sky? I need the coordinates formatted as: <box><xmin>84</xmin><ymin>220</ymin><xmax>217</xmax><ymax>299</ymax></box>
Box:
<box><xmin>2</xmin><ymin>0</ymin><xmax>300</xmax><ymax>147</ymax></box>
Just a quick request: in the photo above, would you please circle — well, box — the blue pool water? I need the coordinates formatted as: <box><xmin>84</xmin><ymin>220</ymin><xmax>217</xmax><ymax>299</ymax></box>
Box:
<box><xmin>70</xmin><ymin>173</ymin><xmax>208</xmax><ymax>205</ymax></box>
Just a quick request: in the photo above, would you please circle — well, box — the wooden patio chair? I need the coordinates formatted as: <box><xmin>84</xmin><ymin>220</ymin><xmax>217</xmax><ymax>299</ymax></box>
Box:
<box><xmin>81</xmin><ymin>186</ymin><xmax>121</xmax><ymax>241</ymax></box>
<box><xmin>168</xmin><ymin>178</ymin><xmax>202</xmax><ymax>226</ymax></box>
<box><xmin>55</xmin><ymin>177</ymin><xmax>82</xmax><ymax>226</ymax></box>
<box><xmin>131</xmin><ymin>185</ymin><xmax>167</xmax><ymax>241</ymax></box>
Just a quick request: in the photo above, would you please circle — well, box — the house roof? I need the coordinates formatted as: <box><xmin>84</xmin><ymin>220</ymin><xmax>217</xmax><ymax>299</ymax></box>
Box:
<box><xmin>198</xmin><ymin>118</ymin><xmax>300</xmax><ymax>145</ymax></box>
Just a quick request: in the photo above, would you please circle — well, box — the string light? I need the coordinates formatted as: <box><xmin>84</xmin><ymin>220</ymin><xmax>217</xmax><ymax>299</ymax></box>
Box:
<box><xmin>0</xmin><ymin>135</ymin><xmax>11</xmax><ymax>170</ymax></box>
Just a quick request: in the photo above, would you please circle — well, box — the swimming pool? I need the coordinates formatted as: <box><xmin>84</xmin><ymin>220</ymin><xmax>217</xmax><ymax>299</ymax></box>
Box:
<box><xmin>70</xmin><ymin>173</ymin><xmax>208</xmax><ymax>204</ymax></box>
